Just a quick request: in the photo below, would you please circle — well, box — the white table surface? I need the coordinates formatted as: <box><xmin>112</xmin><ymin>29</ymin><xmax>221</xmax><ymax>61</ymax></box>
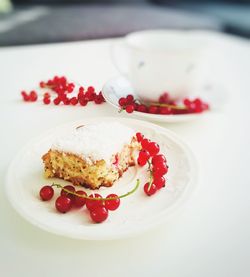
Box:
<box><xmin>1</xmin><ymin>31</ymin><xmax>250</xmax><ymax>277</ymax></box>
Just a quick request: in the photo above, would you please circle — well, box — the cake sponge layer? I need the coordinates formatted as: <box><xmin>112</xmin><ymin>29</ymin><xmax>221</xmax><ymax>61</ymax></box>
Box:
<box><xmin>42</xmin><ymin>138</ymin><xmax>139</xmax><ymax>189</ymax></box>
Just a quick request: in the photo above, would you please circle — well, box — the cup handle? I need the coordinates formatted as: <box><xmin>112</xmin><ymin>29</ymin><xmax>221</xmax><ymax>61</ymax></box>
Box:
<box><xmin>110</xmin><ymin>40</ymin><xmax>129</xmax><ymax>77</ymax></box>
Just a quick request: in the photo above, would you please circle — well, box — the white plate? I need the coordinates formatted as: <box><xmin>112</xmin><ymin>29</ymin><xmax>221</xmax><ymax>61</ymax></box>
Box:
<box><xmin>5</xmin><ymin>117</ymin><xmax>197</xmax><ymax>240</ymax></box>
<box><xmin>102</xmin><ymin>76</ymin><xmax>228</xmax><ymax>123</ymax></box>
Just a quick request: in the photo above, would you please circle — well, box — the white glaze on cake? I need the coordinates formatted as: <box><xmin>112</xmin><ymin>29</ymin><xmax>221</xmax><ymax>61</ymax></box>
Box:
<box><xmin>51</xmin><ymin>122</ymin><xmax>135</xmax><ymax>165</ymax></box>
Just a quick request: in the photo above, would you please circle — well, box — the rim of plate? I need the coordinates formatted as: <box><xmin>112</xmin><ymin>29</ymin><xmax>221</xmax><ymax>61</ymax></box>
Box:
<box><xmin>5</xmin><ymin>117</ymin><xmax>198</xmax><ymax>240</ymax></box>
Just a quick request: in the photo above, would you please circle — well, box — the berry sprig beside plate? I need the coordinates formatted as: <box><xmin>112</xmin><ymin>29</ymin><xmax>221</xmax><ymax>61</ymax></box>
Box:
<box><xmin>118</xmin><ymin>92</ymin><xmax>209</xmax><ymax>115</ymax></box>
<box><xmin>20</xmin><ymin>75</ymin><xmax>105</xmax><ymax>106</ymax></box>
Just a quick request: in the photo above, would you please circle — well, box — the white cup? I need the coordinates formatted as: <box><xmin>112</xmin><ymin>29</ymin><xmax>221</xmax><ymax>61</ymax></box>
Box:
<box><xmin>112</xmin><ymin>30</ymin><xmax>207</xmax><ymax>101</ymax></box>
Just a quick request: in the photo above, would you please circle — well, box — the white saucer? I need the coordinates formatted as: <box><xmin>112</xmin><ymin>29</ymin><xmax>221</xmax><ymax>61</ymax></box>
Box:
<box><xmin>102</xmin><ymin>76</ymin><xmax>228</xmax><ymax>123</ymax></box>
<box><xmin>5</xmin><ymin>117</ymin><xmax>197</xmax><ymax>240</ymax></box>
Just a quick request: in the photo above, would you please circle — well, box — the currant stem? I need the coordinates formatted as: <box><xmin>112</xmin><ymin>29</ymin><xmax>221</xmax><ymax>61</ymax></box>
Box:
<box><xmin>51</xmin><ymin>179</ymin><xmax>140</xmax><ymax>201</ymax></box>
<box><xmin>150</xmin><ymin>102</ymin><xmax>187</xmax><ymax>110</ymax></box>
<box><xmin>147</xmin><ymin>160</ymin><xmax>153</xmax><ymax>190</ymax></box>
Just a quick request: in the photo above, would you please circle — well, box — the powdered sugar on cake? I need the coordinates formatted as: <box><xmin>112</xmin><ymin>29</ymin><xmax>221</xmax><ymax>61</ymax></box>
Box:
<box><xmin>51</xmin><ymin>122</ymin><xmax>135</xmax><ymax>165</ymax></box>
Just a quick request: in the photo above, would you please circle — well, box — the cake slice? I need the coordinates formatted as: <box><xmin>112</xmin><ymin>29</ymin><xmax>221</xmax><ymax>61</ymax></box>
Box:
<box><xmin>42</xmin><ymin>122</ymin><xmax>140</xmax><ymax>189</ymax></box>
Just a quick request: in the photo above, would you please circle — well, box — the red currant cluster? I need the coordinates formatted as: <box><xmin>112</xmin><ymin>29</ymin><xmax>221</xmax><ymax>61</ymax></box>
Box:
<box><xmin>39</xmin><ymin>179</ymin><xmax>140</xmax><ymax>223</ymax></box>
<box><xmin>136</xmin><ymin>132</ymin><xmax>168</xmax><ymax>196</ymax></box>
<box><xmin>21</xmin><ymin>90</ymin><xmax>38</xmax><ymax>102</ymax></box>
<box><xmin>118</xmin><ymin>92</ymin><xmax>209</xmax><ymax>115</ymax></box>
<box><xmin>39</xmin><ymin>184</ymin><xmax>121</xmax><ymax>223</ymax></box>
<box><xmin>21</xmin><ymin>75</ymin><xmax>105</xmax><ymax>106</ymax></box>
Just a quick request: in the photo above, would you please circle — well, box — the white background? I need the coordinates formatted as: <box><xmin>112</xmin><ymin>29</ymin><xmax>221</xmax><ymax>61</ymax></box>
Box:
<box><xmin>0</xmin><ymin>32</ymin><xmax>250</xmax><ymax>277</ymax></box>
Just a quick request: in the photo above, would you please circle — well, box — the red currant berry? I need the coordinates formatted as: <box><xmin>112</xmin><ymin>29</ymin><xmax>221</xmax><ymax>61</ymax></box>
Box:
<box><xmin>43</xmin><ymin>97</ymin><xmax>51</xmax><ymax>105</ymax></box>
<box><xmin>187</xmin><ymin>102</ymin><xmax>196</xmax><ymax>112</ymax></box>
<box><xmin>29</xmin><ymin>90</ymin><xmax>38</xmax><ymax>102</ymax></box>
<box><xmin>39</xmin><ymin>81</ymin><xmax>46</xmax><ymax>88</ymax></box>
<box><xmin>136</xmin><ymin>132</ymin><xmax>144</xmax><ymax>142</ymax></box>
<box><xmin>59</xmin><ymin>76</ymin><xmax>67</xmax><ymax>85</ymax></box>
<box><xmin>53</xmin><ymin>76</ymin><xmax>59</xmax><ymax>83</ymax></box>
<box><xmin>137</xmin><ymin>150</ymin><xmax>150</xmax><ymax>166</ymax></box>
<box><xmin>147</xmin><ymin>142</ymin><xmax>160</xmax><ymax>156</ymax></box>
<box><xmin>55</xmin><ymin>196</ymin><xmax>72</xmax><ymax>213</ymax></box>
<box><xmin>53</xmin><ymin>97</ymin><xmax>61</xmax><ymax>105</ymax></box>
<box><xmin>63</xmin><ymin>98</ymin><xmax>70</xmax><ymax>105</ymax></box>
<box><xmin>194</xmin><ymin>104</ymin><xmax>203</xmax><ymax>113</ymax></box>
<box><xmin>144</xmin><ymin>182</ymin><xmax>157</xmax><ymax>196</ymax></box>
<box><xmin>61</xmin><ymin>185</ymin><xmax>75</xmax><ymax>200</ymax></box>
<box><xmin>118</xmin><ymin>97</ymin><xmax>127</xmax><ymax>107</ymax></box>
<box><xmin>85</xmin><ymin>91</ymin><xmax>96</xmax><ymax>101</ymax></box>
<box><xmin>125</xmin><ymin>104</ymin><xmax>134</xmax><ymax>113</ymax></box>
<box><xmin>90</xmin><ymin>206</ymin><xmax>109</xmax><ymax>223</ymax></box>
<box><xmin>159</xmin><ymin>92</ymin><xmax>170</xmax><ymax>104</ymax></box>
<box><xmin>153</xmin><ymin>163</ymin><xmax>168</xmax><ymax>176</ymax></box>
<box><xmin>94</xmin><ymin>95</ymin><xmax>103</xmax><ymax>104</ymax></box>
<box><xmin>137</xmin><ymin>104</ymin><xmax>147</xmax><ymax>113</ymax></box>
<box><xmin>21</xmin><ymin>91</ymin><xmax>30</xmax><ymax>101</ymax></box>
<box><xmin>194</xmin><ymin>98</ymin><xmax>202</xmax><ymax>107</ymax></box>
<box><xmin>152</xmin><ymin>154</ymin><xmax>167</xmax><ymax>166</ymax></box>
<box><xmin>70</xmin><ymin>97</ymin><xmax>78</xmax><ymax>105</ymax></box>
<box><xmin>105</xmin><ymin>194</ymin><xmax>120</xmax><ymax>211</ymax></box>
<box><xmin>153</xmin><ymin>176</ymin><xmax>166</xmax><ymax>190</ymax></box>
<box><xmin>98</xmin><ymin>92</ymin><xmax>105</xmax><ymax>102</ymax></box>
<box><xmin>86</xmin><ymin>193</ymin><xmax>103</xmax><ymax>211</ymax></box>
<box><xmin>160</xmin><ymin>107</ymin><xmax>172</xmax><ymax>115</ymax></box>
<box><xmin>39</xmin><ymin>185</ymin><xmax>54</xmax><ymax>201</ymax></box>
<box><xmin>79</xmin><ymin>86</ymin><xmax>84</xmax><ymax>93</ymax></box>
<box><xmin>43</xmin><ymin>92</ymin><xmax>50</xmax><ymax>98</ymax></box>
<box><xmin>148</xmin><ymin>105</ymin><xmax>158</xmax><ymax>114</ymax></box>
<box><xmin>126</xmin><ymin>94</ymin><xmax>134</xmax><ymax>104</ymax></box>
<box><xmin>141</xmin><ymin>138</ymin><xmax>150</xmax><ymax>149</ymax></box>
<box><xmin>74</xmin><ymin>190</ymin><xmax>87</xmax><ymax>208</ymax></box>
<box><xmin>67</xmin><ymin>83</ymin><xmax>75</xmax><ymax>93</ymax></box>
<box><xmin>132</xmin><ymin>103</ymin><xmax>139</xmax><ymax>111</ymax></box>
<box><xmin>87</xmin><ymin>86</ymin><xmax>95</xmax><ymax>93</ymax></box>
<box><xmin>47</xmin><ymin>79</ymin><xmax>53</xmax><ymax>86</ymax></box>
<box><xmin>183</xmin><ymin>98</ymin><xmax>191</xmax><ymax>107</ymax></box>
<box><xmin>54</xmin><ymin>86</ymin><xmax>64</xmax><ymax>95</ymax></box>
<box><xmin>77</xmin><ymin>91</ymin><xmax>84</xmax><ymax>101</ymax></box>
<box><xmin>79</xmin><ymin>98</ymin><xmax>88</xmax><ymax>106</ymax></box>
